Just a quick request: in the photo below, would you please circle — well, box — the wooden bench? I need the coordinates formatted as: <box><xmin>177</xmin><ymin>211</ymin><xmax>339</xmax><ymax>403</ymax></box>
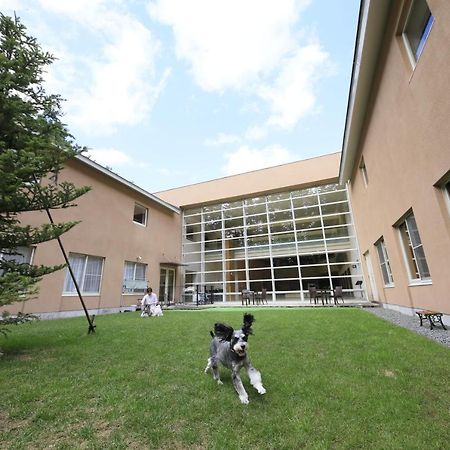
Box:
<box><xmin>415</xmin><ymin>310</ymin><xmax>447</xmax><ymax>330</ymax></box>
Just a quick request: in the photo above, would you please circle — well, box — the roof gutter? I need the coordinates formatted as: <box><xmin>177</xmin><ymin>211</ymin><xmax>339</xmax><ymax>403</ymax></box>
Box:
<box><xmin>75</xmin><ymin>155</ymin><xmax>180</xmax><ymax>214</ymax></box>
<box><xmin>339</xmin><ymin>0</ymin><xmax>392</xmax><ymax>184</ymax></box>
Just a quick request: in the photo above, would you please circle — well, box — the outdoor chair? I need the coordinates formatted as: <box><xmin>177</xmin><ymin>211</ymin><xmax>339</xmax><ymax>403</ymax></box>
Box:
<box><xmin>355</xmin><ymin>280</ymin><xmax>363</xmax><ymax>297</ymax></box>
<box><xmin>260</xmin><ymin>288</ymin><xmax>268</xmax><ymax>304</ymax></box>
<box><xmin>331</xmin><ymin>286</ymin><xmax>344</xmax><ymax>305</ymax></box>
<box><xmin>308</xmin><ymin>286</ymin><xmax>319</xmax><ymax>304</ymax></box>
<box><xmin>241</xmin><ymin>289</ymin><xmax>252</xmax><ymax>306</ymax></box>
<box><xmin>255</xmin><ymin>288</ymin><xmax>268</xmax><ymax>305</ymax></box>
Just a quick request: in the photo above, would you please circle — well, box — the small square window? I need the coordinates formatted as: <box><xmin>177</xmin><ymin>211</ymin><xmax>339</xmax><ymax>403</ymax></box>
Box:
<box><xmin>403</xmin><ymin>0</ymin><xmax>434</xmax><ymax>64</ymax></box>
<box><xmin>443</xmin><ymin>180</ymin><xmax>450</xmax><ymax>217</ymax></box>
<box><xmin>133</xmin><ymin>203</ymin><xmax>148</xmax><ymax>226</ymax></box>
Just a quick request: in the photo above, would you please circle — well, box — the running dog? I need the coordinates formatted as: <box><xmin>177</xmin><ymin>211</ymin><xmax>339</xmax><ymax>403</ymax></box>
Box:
<box><xmin>204</xmin><ymin>313</ymin><xmax>266</xmax><ymax>404</ymax></box>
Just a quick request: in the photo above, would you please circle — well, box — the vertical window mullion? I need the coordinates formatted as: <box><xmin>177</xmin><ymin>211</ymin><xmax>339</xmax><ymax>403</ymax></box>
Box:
<box><xmin>80</xmin><ymin>255</ymin><xmax>88</xmax><ymax>292</ymax></box>
<box><xmin>265</xmin><ymin>197</ymin><xmax>275</xmax><ymax>300</ymax></box>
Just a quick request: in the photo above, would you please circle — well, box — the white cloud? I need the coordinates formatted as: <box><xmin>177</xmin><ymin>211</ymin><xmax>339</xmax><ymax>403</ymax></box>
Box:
<box><xmin>148</xmin><ymin>0</ymin><xmax>330</xmax><ymax>131</ymax></box>
<box><xmin>19</xmin><ymin>0</ymin><xmax>170</xmax><ymax>135</ymax></box>
<box><xmin>244</xmin><ymin>125</ymin><xmax>268</xmax><ymax>141</ymax></box>
<box><xmin>222</xmin><ymin>145</ymin><xmax>297</xmax><ymax>176</ymax></box>
<box><xmin>204</xmin><ymin>132</ymin><xmax>241</xmax><ymax>147</ymax></box>
<box><xmin>148</xmin><ymin>0</ymin><xmax>310</xmax><ymax>92</ymax></box>
<box><xmin>258</xmin><ymin>42</ymin><xmax>329</xmax><ymax>129</ymax></box>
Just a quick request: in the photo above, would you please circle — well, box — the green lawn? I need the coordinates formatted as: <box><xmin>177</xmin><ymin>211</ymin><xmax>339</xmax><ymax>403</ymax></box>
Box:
<box><xmin>1</xmin><ymin>308</ymin><xmax>449</xmax><ymax>449</ymax></box>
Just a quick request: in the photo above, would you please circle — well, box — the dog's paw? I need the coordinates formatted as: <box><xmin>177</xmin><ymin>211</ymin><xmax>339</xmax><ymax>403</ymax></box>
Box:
<box><xmin>257</xmin><ymin>386</ymin><xmax>266</xmax><ymax>395</ymax></box>
<box><xmin>216</xmin><ymin>379</ymin><xmax>223</xmax><ymax>385</ymax></box>
<box><xmin>239</xmin><ymin>396</ymin><xmax>249</xmax><ymax>405</ymax></box>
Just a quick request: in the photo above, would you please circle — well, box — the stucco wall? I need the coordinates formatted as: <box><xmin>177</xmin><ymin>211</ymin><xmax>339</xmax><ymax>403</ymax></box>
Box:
<box><xmin>3</xmin><ymin>158</ymin><xmax>181</xmax><ymax>315</ymax></box>
<box><xmin>348</xmin><ymin>0</ymin><xmax>450</xmax><ymax>314</ymax></box>
<box><xmin>155</xmin><ymin>152</ymin><xmax>341</xmax><ymax>207</ymax></box>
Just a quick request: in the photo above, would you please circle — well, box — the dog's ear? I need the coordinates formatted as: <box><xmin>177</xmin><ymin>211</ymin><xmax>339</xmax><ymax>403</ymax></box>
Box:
<box><xmin>242</xmin><ymin>313</ymin><xmax>255</xmax><ymax>335</ymax></box>
<box><xmin>214</xmin><ymin>322</ymin><xmax>234</xmax><ymax>341</ymax></box>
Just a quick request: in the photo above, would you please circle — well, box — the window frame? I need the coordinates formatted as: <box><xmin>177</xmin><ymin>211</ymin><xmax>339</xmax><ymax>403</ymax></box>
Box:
<box><xmin>375</xmin><ymin>238</ymin><xmax>394</xmax><ymax>287</ymax></box>
<box><xmin>396</xmin><ymin>212</ymin><xmax>431</xmax><ymax>284</ymax></box>
<box><xmin>402</xmin><ymin>0</ymin><xmax>434</xmax><ymax>67</ymax></box>
<box><xmin>122</xmin><ymin>261</ymin><xmax>147</xmax><ymax>294</ymax></box>
<box><xmin>443</xmin><ymin>179</ymin><xmax>450</xmax><ymax>217</ymax></box>
<box><xmin>359</xmin><ymin>157</ymin><xmax>369</xmax><ymax>188</ymax></box>
<box><xmin>133</xmin><ymin>203</ymin><xmax>148</xmax><ymax>226</ymax></box>
<box><xmin>63</xmin><ymin>253</ymin><xmax>105</xmax><ymax>295</ymax></box>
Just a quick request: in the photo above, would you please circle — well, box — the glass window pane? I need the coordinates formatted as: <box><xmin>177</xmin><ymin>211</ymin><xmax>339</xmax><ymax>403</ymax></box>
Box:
<box><xmin>274</xmin><ymin>267</ymin><xmax>299</xmax><ymax>278</ymax></box>
<box><xmin>324</xmin><ymin>226</ymin><xmax>350</xmax><ymax>239</ymax></box>
<box><xmin>133</xmin><ymin>204</ymin><xmax>147</xmax><ymax>225</ymax></box>
<box><xmin>321</xmin><ymin>202</ymin><xmax>349</xmax><ymax>215</ymax></box>
<box><xmin>292</xmin><ymin>196</ymin><xmax>318</xmax><ymax>208</ymax></box>
<box><xmin>294</xmin><ymin>206</ymin><xmax>320</xmax><ymax>219</ymax></box>
<box><xmin>269</xmin><ymin>210</ymin><xmax>293</xmax><ymax>222</ymax></box>
<box><xmin>64</xmin><ymin>254</ymin><xmax>85</xmax><ymax>293</ymax></box>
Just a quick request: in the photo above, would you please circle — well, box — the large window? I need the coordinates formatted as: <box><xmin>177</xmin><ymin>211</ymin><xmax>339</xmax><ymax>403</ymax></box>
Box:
<box><xmin>63</xmin><ymin>253</ymin><xmax>104</xmax><ymax>294</ymax></box>
<box><xmin>123</xmin><ymin>261</ymin><xmax>147</xmax><ymax>294</ymax></box>
<box><xmin>0</xmin><ymin>247</ymin><xmax>34</xmax><ymax>276</ymax></box>
<box><xmin>375</xmin><ymin>238</ymin><xmax>394</xmax><ymax>286</ymax></box>
<box><xmin>182</xmin><ymin>184</ymin><xmax>362</xmax><ymax>301</ymax></box>
<box><xmin>397</xmin><ymin>212</ymin><xmax>430</xmax><ymax>282</ymax></box>
<box><xmin>403</xmin><ymin>0</ymin><xmax>434</xmax><ymax>64</ymax></box>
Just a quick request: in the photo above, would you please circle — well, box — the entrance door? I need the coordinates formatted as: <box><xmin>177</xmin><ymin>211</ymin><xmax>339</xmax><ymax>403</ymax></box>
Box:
<box><xmin>159</xmin><ymin>267</ymin><xmax>175</xmax><ymax>305</ymax></box>
<box><xmin>363</xmin><ymin>251</ymin><xmax>378</xmax><ymax>302</ymax></box>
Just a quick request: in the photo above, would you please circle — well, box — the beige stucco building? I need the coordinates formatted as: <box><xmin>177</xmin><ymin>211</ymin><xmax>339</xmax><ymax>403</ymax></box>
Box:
<box><xmin>3</xmin><ymin>156</ymin><xmax>182</xmax><ymax>318</ymax></box>
<box><xmin>2</xmin><ymin>0</ymin><xmax>449</xmax><ymax>325</ymax></box>
<box><xmin>340</xmin><ymin>0</ymin><xmax>450</xmax><ymax>322</ymax></box>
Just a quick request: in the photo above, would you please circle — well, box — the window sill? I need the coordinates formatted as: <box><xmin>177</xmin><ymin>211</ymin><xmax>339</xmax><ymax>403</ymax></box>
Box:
<box><xmin>383</xmin><ymin>284</ymin><xmax>395</xmax><ymax>289</ymax></box>
<box><xmin>133</xmin><ymin>221</ymin><xmax>147</xmax><ymax>227</ymax></box>
<box><xmin>408</xmin><ymin>280</ymin><xmax>432</xmax><ymax>287</ymax></box>
<box><xmin>62</xmin><ymin>293</ymin><xmax>101</xmax><ymax>297</ymax></box>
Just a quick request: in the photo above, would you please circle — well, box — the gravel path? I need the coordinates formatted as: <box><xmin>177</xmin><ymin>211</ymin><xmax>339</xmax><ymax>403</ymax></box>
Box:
<box><xmin>365</xmin><ymin>307</ymin><xmax>450</xmax><ymax>348</ymax></box>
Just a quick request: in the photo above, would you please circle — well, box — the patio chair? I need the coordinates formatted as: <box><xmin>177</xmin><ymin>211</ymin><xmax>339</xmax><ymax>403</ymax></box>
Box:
<box><xmin>308</xmin><ymin>286</ymin><xmax>319</xmax><ymax>304</ymax></box>
<box><xmin>355</xmin><ymin>280</ymin><xmax>363</xmax><ymax>297</ymax></box>
<box><xmin>241</xmin><ymin>289</ymin><xmax>251</xmax><ymax>306</ymax></box>
<box><xmin>331</xmin><ymin>286</ymin><xmax>344</xmax><ymax>305</ymax></box>
<box><xmin>256</xmin><ymin>288</ymin><xmax>268</xmax><ymax>305</ymax></box>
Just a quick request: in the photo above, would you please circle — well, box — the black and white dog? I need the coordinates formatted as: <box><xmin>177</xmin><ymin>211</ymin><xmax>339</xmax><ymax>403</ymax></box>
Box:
<box><xmin>204</xmin><ymin>313</ymin><xmax>266</xmax><ymax>404</ymax></box>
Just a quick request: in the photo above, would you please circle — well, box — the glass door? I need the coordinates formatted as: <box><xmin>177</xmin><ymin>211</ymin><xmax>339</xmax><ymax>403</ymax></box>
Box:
<box><xmin>159</xmin><ymin>267</ymin><xmax>175</xmax><ymax>305</ymax></box>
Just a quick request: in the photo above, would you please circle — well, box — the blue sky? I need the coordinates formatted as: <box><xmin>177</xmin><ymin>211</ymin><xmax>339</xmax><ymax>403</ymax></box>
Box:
<box><xmin>1</xmin><ymin>0</ymin><xmax>360</xmax><ymax>193</ymax></box>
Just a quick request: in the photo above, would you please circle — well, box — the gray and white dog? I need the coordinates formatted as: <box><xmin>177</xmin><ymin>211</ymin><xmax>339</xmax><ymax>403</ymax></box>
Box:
<box><xmin>204</xmin><ymin>313</ymin><xmax>266</xmax><ymax>404</ymax></box>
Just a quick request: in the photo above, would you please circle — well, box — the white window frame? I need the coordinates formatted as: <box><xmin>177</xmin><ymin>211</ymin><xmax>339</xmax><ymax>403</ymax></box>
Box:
<box><xmin>443</xmin><ymin>179</ymin><xmax>450</xmax><ymax>217</ymax></box>
<box><xmin>133</xmin><ymin>203</ymin><xmax>148</xmax><ymax>226</ymax></box>
<box><xmin>63</xmin><ymin>253</ymin><xmax>104</xmax><ymax>295</ymax></box>
<box><xmin>122</xmin><ymin>261</ymin><xmax>147</xmax><ymax>294</ymax></box>
<box><xmin>359</xmin><ymin>157</ymin><xmax>369</xmax><ymax>188</ymax></box>
<box><xmin>402</xmin><ymin>0</ymin><xmax>434</xmax><ymax>67</ymax></box>
<box><xmin>375</xmin><ymin>238</ymin><xmax>394</xmax><ymax>287</ymax></box>
<box><xmin>396</xmin><ymin>212</ymin><xmax>431</xmax><ymax>284</ymax></box>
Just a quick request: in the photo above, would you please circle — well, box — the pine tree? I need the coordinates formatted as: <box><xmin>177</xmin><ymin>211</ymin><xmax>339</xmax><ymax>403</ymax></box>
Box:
<box><xmin>0</xmin><ymin>13</ymin><xmax>90</xmax><ymax>326</ymax></box>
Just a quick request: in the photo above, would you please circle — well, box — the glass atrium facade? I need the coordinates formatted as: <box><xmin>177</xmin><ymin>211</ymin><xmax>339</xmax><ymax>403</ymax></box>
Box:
<box><xmin>182</xmin><ymin>183</ymin><xmax>362</xmax><ymax>302</ymax></box>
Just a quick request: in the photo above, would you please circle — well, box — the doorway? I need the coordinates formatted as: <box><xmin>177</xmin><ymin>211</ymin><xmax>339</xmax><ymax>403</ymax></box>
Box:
<box><xmin>159</xmin><ymin>267</ymin><xmax>175</xmax><ymax>305</ymax></box>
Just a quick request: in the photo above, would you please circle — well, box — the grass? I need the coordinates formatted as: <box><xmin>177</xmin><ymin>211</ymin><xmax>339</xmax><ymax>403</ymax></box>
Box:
<box><xmin>0</xmin><ymin>308</ymin><xmax>449</xmax><ymax>449</ymax></box>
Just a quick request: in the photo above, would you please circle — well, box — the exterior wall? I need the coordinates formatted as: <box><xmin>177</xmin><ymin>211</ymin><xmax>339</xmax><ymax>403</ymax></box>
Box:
<box><xmin>347</xmin><ymin>0</ymin><xmax>450</xmax><ymax>315</ymax></box>
<box><xmin>156</xmin><ymin>152</ymin><xmax>341</xmax><ymax>207</ymax></box>
<box><xmin>2</xmin><ymin>158</ymin><xmax>181</xmax><ymax>317</ymax></box>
